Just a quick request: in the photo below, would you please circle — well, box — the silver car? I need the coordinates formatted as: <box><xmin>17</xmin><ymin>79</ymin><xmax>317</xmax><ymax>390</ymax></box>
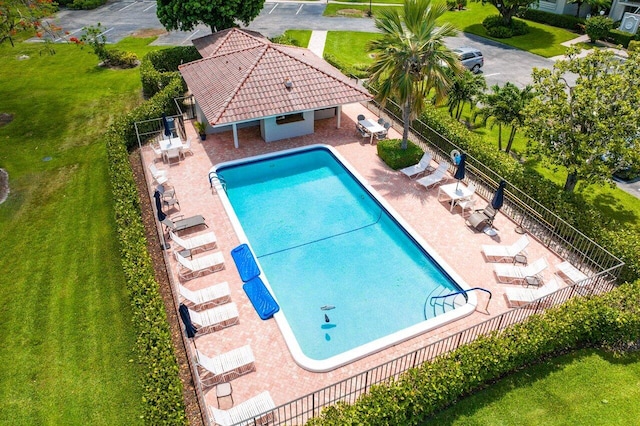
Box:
<box><xmin>453</xmin><ymin>47</ymin><xmax>484</xmax><ymax>73</ymax></box>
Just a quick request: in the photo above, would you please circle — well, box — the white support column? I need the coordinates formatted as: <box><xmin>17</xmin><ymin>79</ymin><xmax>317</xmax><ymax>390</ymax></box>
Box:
<box><xmin>232</xmin><ymin>123</ymin><xmax>239</xmax><ymax>148</ymax></box>
<box><xmin>336</xmin><ymin>106</ymin><xmax>341</xmax><ymax>128</ymax></box>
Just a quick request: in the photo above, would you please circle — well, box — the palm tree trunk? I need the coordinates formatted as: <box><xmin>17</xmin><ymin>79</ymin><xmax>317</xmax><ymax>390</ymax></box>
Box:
<box><xmin>401</xmin><ymin>101</ymin><xmax>411</xmax><ymax>150</ymax></box>
<box><xmin>505</xmin><ymin>126</ymin><xmax>517</xmax><ymax>154</ymax></box>
<box><xmin>498</xmin><ymin>123</ymin><xmax>503</xmax><ymax>151</ymax></box>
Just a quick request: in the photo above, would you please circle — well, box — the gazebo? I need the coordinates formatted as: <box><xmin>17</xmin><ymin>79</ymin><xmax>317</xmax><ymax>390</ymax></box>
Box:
<box><xmin>178</xmin><ymin>28</ymin><xmax>372</xmax><ymax>148</ymax></box>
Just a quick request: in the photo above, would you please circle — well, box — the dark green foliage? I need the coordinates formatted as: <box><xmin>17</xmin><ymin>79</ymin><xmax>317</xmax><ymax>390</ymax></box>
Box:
<box><xmin>483</xmin><ymin>15</ymin><xmax>529</xmax><ymax>38</ymax></box>
<box><xmin>271</xmin><ymin>34</ymin><xmax>302</xmax><ymax>46</ymax></box>
<box><xmin>323</xmin><ymin>53</ymin><xmax>369</xmax><ymax>79</ymax></box>
<box><xmin>156</xmin><ymin>0</ymin><xmax>265</xmax><ymax>33</ymax></box>
<box><xmin>101</xmin><ymin>55</ymin><xmax>191</xmax><ymax>424</ymax></box>
<box><xmin>307</xmin><ymin>280</ymin><xmax>640</xmax><ymax>425</ymax></box>
<box><xmin>519</xmin><ymin>9</ymin><xmax>585</xmax><ymax>31</ymax></box>
<box><xmin>629</xmin><ymin>40</ymin><xmax>640</xmax><ymax>51</ymax></box>
<box><xmin>105</xmin><ymin>49</ymin><xmax>139</xmax><ymax>68</ymax></box>
<box><xmin>66</xmin><ymin>0</ymin><xmax>107</xmax><ymax>9</ymax></box>
<box><xmin>585</xmin><ymin>15</ymin><xmax>614</xmax><ymax>42</ymax></box>
<box><xmin>376</xmin><ymin>139</ymin><xmax>425</xmax><ymax>169</ymax></box>
<box><xmin>140</xmin><ymin>47</ymin><xmax>199</xmax><ymax>98</ymax></box>
<box><xmin>607</xmin><ymin>29</ymin><xmax>635</xmax><ymax>48</ymax></box>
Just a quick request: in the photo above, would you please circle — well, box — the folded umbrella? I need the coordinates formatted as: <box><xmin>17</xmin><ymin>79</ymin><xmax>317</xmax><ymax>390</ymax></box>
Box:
<box><xmin>179</xmin><ymin>303</ymin><xmax>198</xmax><ymax>338</ymax></box>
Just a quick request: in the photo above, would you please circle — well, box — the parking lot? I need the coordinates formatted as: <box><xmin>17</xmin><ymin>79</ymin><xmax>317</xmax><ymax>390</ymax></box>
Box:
<box><xmin>43</xmin><ymin>0</ymin><xmax>557</xmax><ymax>88</ymax></box>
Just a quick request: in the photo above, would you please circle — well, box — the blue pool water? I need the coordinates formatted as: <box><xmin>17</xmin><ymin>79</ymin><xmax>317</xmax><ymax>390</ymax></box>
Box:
<box><xmin>215</xmin><ymin>145</ymin><xmax>474</xmax><ymax>371</ymax></box>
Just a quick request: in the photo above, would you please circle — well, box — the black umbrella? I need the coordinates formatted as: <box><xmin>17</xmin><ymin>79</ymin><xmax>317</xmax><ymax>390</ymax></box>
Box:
<box><xmin>153</xmin><ymin>190</ymin><xmax>166</xmax><ymax>222</ymax></box>
<box><xmin>453</xmin><ymin>153</ymin><xmax>466</xmax><ymax>190</ymax></box>
<box><xmin>491</xmin><ymin>180</ymin><xmax>506</xmax><ymax>210</ymax></box>
<box><xmin>179</xmin><ymin>303</ymin><xmax>198</xmax><ymax>338</ymax></box>
<box><xmin>162</xmin><ymin>113</ymin><xmax>172</xmax><ymax>137</ymax></box>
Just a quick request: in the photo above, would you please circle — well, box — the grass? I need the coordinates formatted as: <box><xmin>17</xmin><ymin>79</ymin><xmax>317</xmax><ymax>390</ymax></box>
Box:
<box><xmin>0</xmin><ymin>36</ymin><xmax>162</xmax><ymax>425</ymax></box>
<box><xmin>325</xmin><ymin>31</ymin><xmax>382</xmax><ymax>66</ymax></box>
<box><xmin>426</xmin><ymin>348</ymin><xmax>640</xmax><ymax>425</ymax></box>
<box><xmin>283</xmin><ymin>30</ymin><xmax>313</xmax><ymax>48</ymax></box>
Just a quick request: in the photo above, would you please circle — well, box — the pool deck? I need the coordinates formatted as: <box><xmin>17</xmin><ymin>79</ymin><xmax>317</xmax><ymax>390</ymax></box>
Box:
<box><xmin>141</xmin><ymin>103</ymin><xmax>566</xmax><ymax>413</ymax></box>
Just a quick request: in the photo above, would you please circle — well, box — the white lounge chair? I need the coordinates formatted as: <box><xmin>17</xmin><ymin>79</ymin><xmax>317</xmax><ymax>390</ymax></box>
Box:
<box><xmin>494</xmin><ymin>257</ymin><xmax>549</xmax><ymax>284</ymax></box>
<box><xmin>189</xmin><ymin>303</ymin><xmax>239</xmax><ymax>334</ymax></box>
<box><xmin>148</xmin><ymin>163</ymin><xmax>168</xmax><ymax>185</ymax></box>
<box><xmin>556</xmin><ymin>261</ymin><xmax>589</xmax><ymax>284</ymax></box>
<box><xmin>209</xmin><ymin>391</ymin><xmax>276</xmax><ymax>426</ymax></box>
<box><xmin>482</xmin><ymin>234</ymin><xmax>530</xmax><ymax>263</ymax></box>
<box><xmin>175</xmin><ymin>251</ymin><xmax>225</xmax><ymax>281</ymax></box>
<box><xmin>505</xmin><ymin>277</ymin><xmax>561</xmax><ymax>307</ymax></box>
<box><xmin>179</xmin><ymin>282</ymin><xmax>231</xmax><ymax>310</ymax></box>
<box><xmin>196</xmin><ymin>346</ymin><xmax>255</xmax><ymax>387</ymax></box>
<box><xmin>399</xmin><ymin>152</ymin><xmax>433</xmax><ymax>179</ymax></box>
<box><xmin>169</xmin><ymin>230</ymin><xmax>217</xmax><ymax>253</ymax></box>
<box><xmin>416</xmin><ymin>161</ymin><xmax>450</xmax><ymax>189</ymax></box>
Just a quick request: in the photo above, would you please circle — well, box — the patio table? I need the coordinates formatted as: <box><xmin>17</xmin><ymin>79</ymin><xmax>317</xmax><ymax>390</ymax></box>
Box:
<box><xmin>358</xmin><ymin>119</ymin><xmax>385</xmax><ymax>145</ymax></box>
<box><xmin>159</xmin><ymin>137</ymin><xmax>184</xmax><ymax>152</ymax></box>
<box><xmin>438</xmin><ymin>182</ymin><xmax>474</xmax><ymax>212</ymax></box>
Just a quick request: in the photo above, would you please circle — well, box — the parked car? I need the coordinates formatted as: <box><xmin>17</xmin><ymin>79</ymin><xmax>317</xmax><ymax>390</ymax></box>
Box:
<box><xmin>453</xmin><ymin>47</ymin><xmax>484</xmax><ymax>73</ymax></box>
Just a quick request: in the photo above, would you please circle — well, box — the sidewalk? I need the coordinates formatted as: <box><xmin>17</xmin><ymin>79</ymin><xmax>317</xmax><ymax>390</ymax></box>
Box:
<box><xmin>549</xmin><ymin>34</ymin><xmax>629</xmax><ymax>61</ymax></box>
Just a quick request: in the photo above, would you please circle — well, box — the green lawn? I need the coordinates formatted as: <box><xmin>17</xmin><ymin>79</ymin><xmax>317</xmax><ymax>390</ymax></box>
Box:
<box><xmin>325</xmin><ymin>31</ymin><xmax>382</xmax><ymax>66</ymax></box>
<box><xmin>426</xmin><ymin>348</ymin><xmax>640</xmax><ymax>425</ymax></box>
<box><xmin>283</xmin><ymin>29</ymin><xmax>313</xmax><ymax>48</ymax></box>
<box><xmin>0</xmin><ymin>37</ymin><xmax>161</xmax><ymax>425</ymax></box>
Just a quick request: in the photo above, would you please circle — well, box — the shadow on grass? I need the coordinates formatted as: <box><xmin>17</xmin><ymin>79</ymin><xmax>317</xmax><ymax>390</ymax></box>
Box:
<box><xmin>462</xmin><ymin>23</ymin><xmax>565</xmax><ymax>55</ymax></box>
<box><xmin>425</xmin><ymin>348</ymin><xmax>640</xmax><ymax>424</ymax></box>
<box><xmin>588</xmin><ymin>191</ymin><xmax>639</xmax><ymax>225</ymax></box>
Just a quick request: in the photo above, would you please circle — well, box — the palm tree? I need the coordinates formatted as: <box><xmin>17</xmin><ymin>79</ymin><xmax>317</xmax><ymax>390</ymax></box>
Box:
<box><xmin>368</xmin><ymin>0</ymin><xmax>462</xmax><ymax>150</ymax></box>
<box><xmin>476</xmin><ymin>83</ymin><xmax>533</xmax><ymax>153</ymax></box>
<box><xmin>446</xmin><ymin>70</ymin><xmax>487</xmax><ymax>121</ymax></box>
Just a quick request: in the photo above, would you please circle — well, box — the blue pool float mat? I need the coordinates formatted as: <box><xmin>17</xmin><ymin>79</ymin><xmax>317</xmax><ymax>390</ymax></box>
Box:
<box><xmin>231</xmin><ymin>244</ymin><xmax>260</xmax><ymax>282</ymax></box>
<box><xmin>243</xmin><ymin>276</ymin><xmax>280</xmax><ymax>320</ymax></box>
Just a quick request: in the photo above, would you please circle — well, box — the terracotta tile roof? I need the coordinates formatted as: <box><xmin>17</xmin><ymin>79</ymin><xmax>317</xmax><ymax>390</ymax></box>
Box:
<box><xmin>179</xmin><ymin>29</ymin><xmax>372</xmax><ymax>126</ymax></box>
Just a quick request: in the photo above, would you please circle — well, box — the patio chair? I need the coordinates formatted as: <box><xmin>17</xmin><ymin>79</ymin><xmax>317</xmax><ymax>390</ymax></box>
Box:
<box><xmin>416</xmin><ymin>161</ymin><xmax>450</xmax><ymax>190</ymax></box>
<box><xmin>482</xmin><ymin>234</ymin><xmax>530</xmax><ymax>263</ymax></box>
<box><xmin>159</xmin><ymin>184</ymin><xmax>180</xmax><ymax>211</ymax></box>
<box><xmin>399</xmin><ymin>152</ymin><xmax>434</xmax><ymax>179</ymax></box>
<box><xmin>357</xmin><ymin>114</ymin><xmax>365</xmax><ymax>121</ymax></box>
<box><xmin>376</xmin><ymin>122</ymin><xmax>391</xmax><ymax>140</ymax></box>
<box><xmin>169</xmin><ymin>230</ymin><xmax>217</xmax><ymax>253</ymax></box>
<box><xmin>504</xmin><ymin>277</ymin><xmax>561</xmax><ymax>308</ymax></box>
<box><xmin>148</xmin><ymin>163</ymin><xmax>168</xmax><ymax>185</ymax></box>
<box><xmin>355</xmin><ymin>123</ymin><xmax>369</xmax><ymax>139</ymax></box>
<box><xmin>377</xmin><ymin>117</ymin><xmax>385</xmax><ymax>125</ymax></box>
<box><xmin>161</xmin><ymin>214</ymin><xmax>207</xmax><ymax>234</ymax></box>
<box><xmin>494</xmin><ymin>257</ymin><xmax>549</xmax><ymax>284</ymax></box>
<box><xmin>556</xmin><ymin>261</ymin><xmax>589</xmax><ymax>284</ymax></box>
<box><xmin>180</xmin><ymin>137</ymin><xmax>194</xmax><ymax>159</ymax></box>
<box><xmin>165</xmin><ymin>147</ymin><xmax>181</xmax><ymax>165</ymax></box>
<box><xmin>209</xmin><ymin>391</ymin><xmax>276</xmax><ymax>426</ymax></box>
<box><xmin>175</xmin><ymin>250</ymin><xmax>225</xmax><ymax>281</ymax></box>
<box><xmin>196</xmin><ymin>345</ymin><xmax>256</xmax><ymax>387</ymax></box>
<box><xmin>150</xmin><ymin>143</ymin><xmax>165</xmax><ymax>163</ymax></box>
<box><xmin>188</xmin><ymin>303</ymin><xmax>239</xmax><ymax>334</ymax></box>
<box><xmin>179</xmin><ymin>281</ymin><xmax>231</xmax><ymax>310</ymax></box>
<box><xmin>466</xmin><ymin>204</ymin><xmax>497</xmax><ymax>231</ymax></box>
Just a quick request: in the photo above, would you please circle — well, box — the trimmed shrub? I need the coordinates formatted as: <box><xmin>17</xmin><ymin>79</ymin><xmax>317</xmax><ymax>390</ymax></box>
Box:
<box><xmin>607</xmin><ymin>29</ymin><xmax>635</xmax><ymax>48</ymax></box>
<box><xmin>483</xmin><ymin>15</ymin><xmax>529</xmax><ymax>38</ymax></box>
<box><xmin>323</xmin><ymin>53</ymin><xmax>369</xmax><ymax>80</ymax></box>
<box><xmin>67</xmin><ymin>0</ymin><xmax>107</xmax><ymax>9</ymax></box>
<box><xmin>376</xmin><ymin>139</ymin><xmax>424</xmax><ymax>170</ymax></box>
<box><xmin>585</xmin><ymin>16</ymin><xmax>614</xmax><ymax>43</ymax></box>
<box><xmin>140</xmin><ymin>47</ymin><xmax>199</xmax><ymax>98</ymax></box>
<box><xmin>519</xmin><ymin>9</ymin><xmax>585</xmax><ymax>31</ymax></box>
<box><xmin>629</xmin><ymin>40</ymin><xmax>640</xmax><ymax>52</ymax></box>
<box><xmin>105</xmin><ymin>49</ymin><xmax>139</xmax><ymax>68</ymax></box>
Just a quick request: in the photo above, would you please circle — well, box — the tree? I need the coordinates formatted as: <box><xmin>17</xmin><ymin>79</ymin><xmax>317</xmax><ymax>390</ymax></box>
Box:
<box><xmin>524</xmin><ymin>47</ymin><xmax>640</xmax><ymax>192</ymax></box>
<box><xmin>566</xmin><ymin>0</ymin><xmax>611</xmax><ymax>17</ymax></box>
<box><xmin>156</xmin><ymin>0</ymin><xmax>265</xmax><ymax>33</ymax></box>
<box><xmin>476</xmin><ymin>82</ymin><xmax>533</xmax><ymax>153</ymax></box>
<box><xmin>473</xmin><ymin>0</ymin><xmax>536</xmax><ymax>25</ymax></box>
<box><xmin>0</xmin><ymin>0</ymin><xmax>60</xmax><ymax>48</ymax></box>
<box><xmin>446</xmin><ymin>70</ymin><xmax>486</xmax><ymax>121</ymax></box>
<box><xmin>368</xmin><ymin>0</ymin><xmax>461</xmax><ymax>150</ymax></box>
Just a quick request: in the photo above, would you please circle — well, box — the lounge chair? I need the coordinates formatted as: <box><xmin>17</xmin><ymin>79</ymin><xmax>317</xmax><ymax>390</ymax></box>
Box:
<box><xmin>179</xmin><ymin>282</ymin><xmax>231</xmax><ymax>310</ymax></box>
<box><xmin>175</xmin><ymin>251</ymin><xmax>225</xmax><ymax>281</ymax></box>
<box><xmin>196</xmin><ymin>346</ymin><xmax>256</xmax><ymax>387</ymax></box>
<box><xmin>399</xmin><ymin>152</ymin><xmax>434</xmax><ymax>179</ymax></box>
<box><xmin>148</xmin><ymin>163</ymin><xmax>168</xmax><ymax>185</ymax></box>
<box><xmin>466</xmin><ymin>204</ymin><xmax>497</xmax><ymax>231</ymax></box>
<box><xmin>161</xmin><ymin>214</ymin><xmax>207</xmax><ymax>234</ymax></box>
<box><xmin>209</xmin><ymin>391</ymin><xmax>276</xmax><ymax>426</ymax></box>
<box><xmin>188</xmin><ymin>303</ymin><xmax>239</xmax><ymax>334</ymax></box>
<box><xmin>416</xmin><ymin>161</ymin><xmax>450</xmax><ymax>189</ymax></box>
<box><xmin>505</xmin><ymin>277</ymin><xmax>561</xmax><ymax>307</ymax></box>
<box><xmin>169</xmin><ymin>230</ymin><xmax>217</xmax><ymax>253</ymax></box>
<box><xmin>556</xmin><ymin>261</ymin><xmax>589</xmax><ymax>284</ymax></box>
<box><xmin>482</xmin><ymin>234</ymin><xmax>530</xmax><ymax>263</ymax></box>
<box><xmin>494</xmin><ymin>257</ymin><xmax>549</xmax><ymax>284</ymax></box>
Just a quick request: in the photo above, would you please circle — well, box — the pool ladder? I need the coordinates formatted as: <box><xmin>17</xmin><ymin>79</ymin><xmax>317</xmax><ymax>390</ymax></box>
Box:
<box><xmin>208</xmin><ymin>171</ymin><xmax>227</xmax><ymax>192</ymax></box>
<box><xmin>425</xmin><ymin>287</ymin><xmax>492</xmax><ymax>319</ymax></box>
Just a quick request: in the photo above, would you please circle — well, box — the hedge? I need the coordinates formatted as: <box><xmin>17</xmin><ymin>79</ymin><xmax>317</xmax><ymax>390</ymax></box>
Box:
<box><xmin>519</xmin><ymin>8</ymin><xmax>585</xmax><ymax>31</ymax></box>
<box><xmin>307</xmin><ymin>279</ymin><xmax>640</xmax><ymax>425</ymax></box>
<box><xmin>102</xmin><ymin>48</ymin><xmax>199</xmax><ymax>424</ymax></box>
<box><xmin>140</xmin><ymin>47</ymin><xmax>200</xmax><ymax>98</ymax></box>
<box><xmin>607</xmin><ymin>29</ymin><xmax>635</xmax><ymax>48</ymax></box>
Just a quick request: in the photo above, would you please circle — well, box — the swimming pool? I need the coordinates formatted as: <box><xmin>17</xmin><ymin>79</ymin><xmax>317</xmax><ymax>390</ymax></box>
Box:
<box><xmin>213</xmin><ymin>145</ymin><xmax>476</xmax><ymax>372</ymax></box>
